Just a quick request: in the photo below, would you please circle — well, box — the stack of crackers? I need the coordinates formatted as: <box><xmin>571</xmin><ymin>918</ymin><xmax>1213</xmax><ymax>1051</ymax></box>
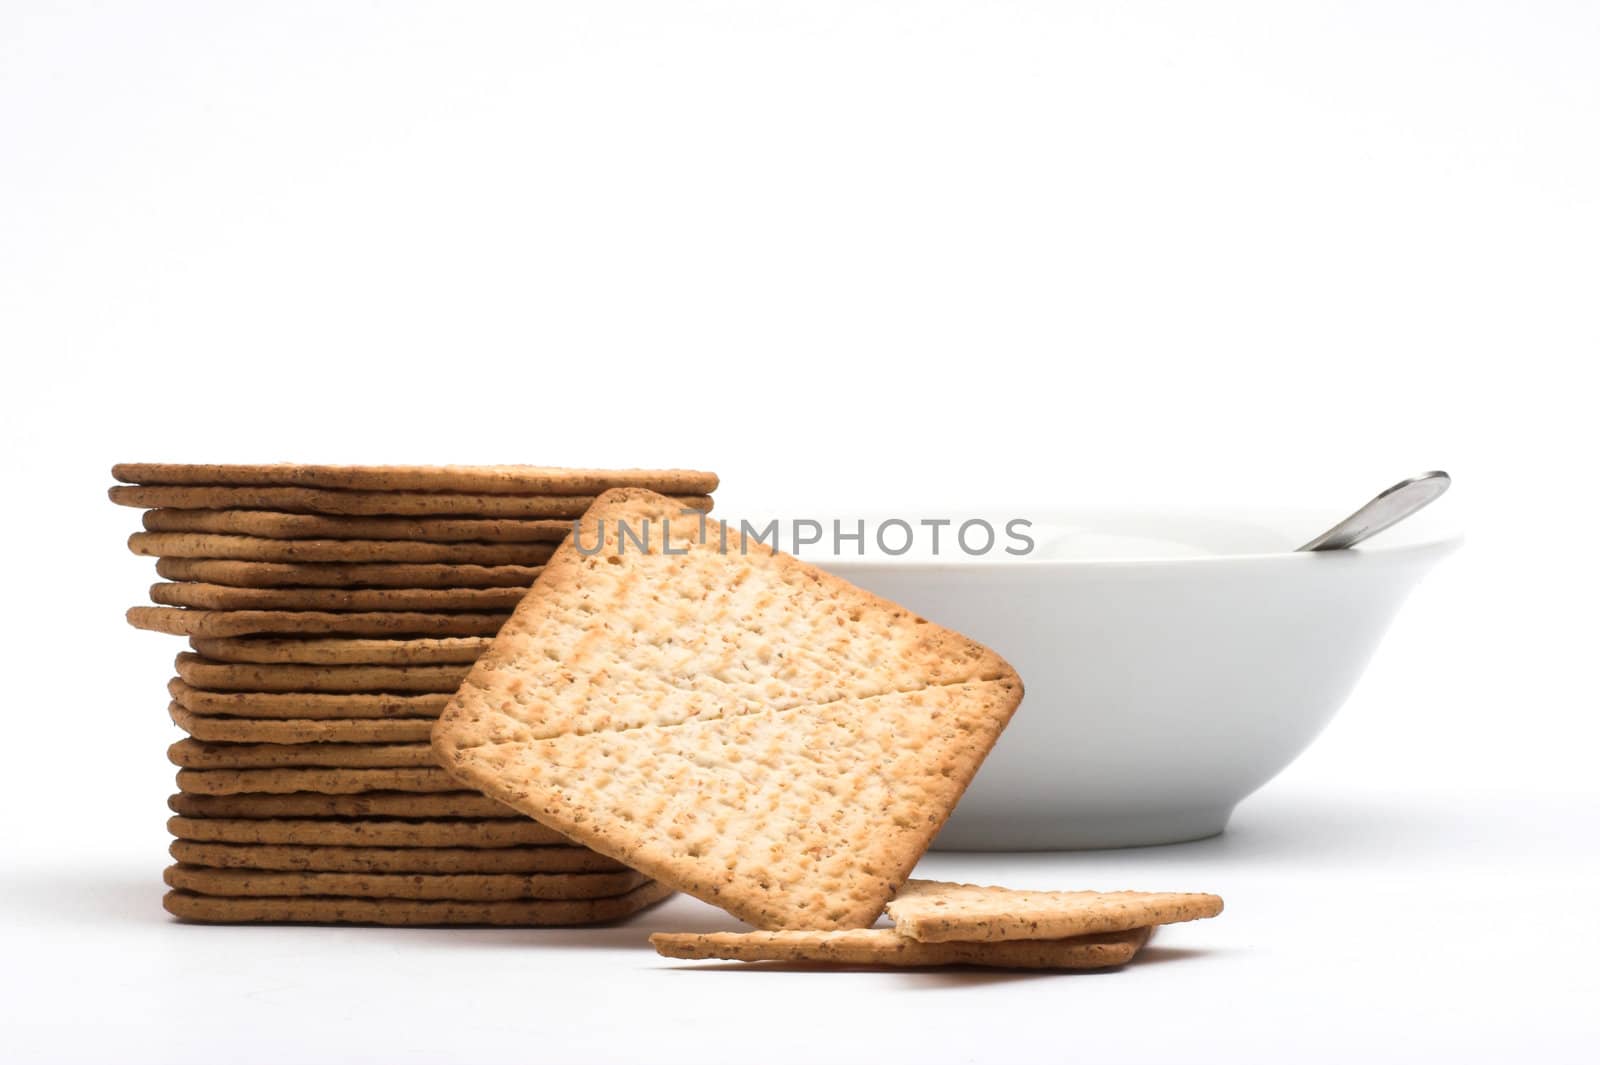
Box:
<box><xmin>112</xmin><ymin>463</ymin><xmax>717</xmax><ymax>926</ymax></box>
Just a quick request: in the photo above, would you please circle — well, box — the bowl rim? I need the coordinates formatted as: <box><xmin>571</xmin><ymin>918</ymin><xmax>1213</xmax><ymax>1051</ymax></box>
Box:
<box><xmin>784</xmin><ymin>504</ymin><xmax>1465</xmax><ymax>570</ymax></box>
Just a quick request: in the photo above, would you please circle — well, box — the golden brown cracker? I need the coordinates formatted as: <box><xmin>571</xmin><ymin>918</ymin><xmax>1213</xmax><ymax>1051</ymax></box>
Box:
<box><xmin>433</xmin><ymin>488</ymin><xmax>1022</xmax><ymax>930</ymax></box>
<box><xmin>650</xmin><ymin>926</ymin><xmax>1151</xmax><ymax>969</ymax></box>
<box><xmin>129</xmin><ymin>607</ymin><xmax>508</xmax><ymax>638</ymax></box>
<box><xmin>174</xmin><ymin>766</ymin><xmax>459</xmax><ymax>794</ymax></box>
<box><xmin>157</xmin><ymin>558</ymin><xmax>542</xmax><ymax>589</ymax></box>
<box><xmin>164</xmin><ymin>864</ymin><xmax>648</xmax><ymax>901</ymax></box>
<box><xmin>144</xmin><ymin>509</ymin><xmax>575</xmax><ymax>542</ymax></box>
<box><xmin>174</xmin><ymin>652</ymin><xmax>469</xmax><ymax>693</ymax></box>
<box><xmin>167</xmin><ymin>815</ymin><xmax>567</xmax><ymax>848</ymax></box>
<box><xmin>129</xmin><ymin>531</ymin><xmax>556</xmax><ymax>565</ymax></box>
<box><xmin>169</xmin><ymin>677</ymin><xmax>449</xmax><ymax>720</ymax></box>
<box><xmin>189</xmin><ymin>636</ymin><xmax>491</xmax><ymax>665</ymax></box>
<box><xmin>163</xmin><ymin>880</ymin><xmax>672</xmax><ymax>924</ymax></box>
<box><xmin>115</xmin><ymin>462</ymin><xmax>717</xmax><ymax>495</ymax></box>
<box><xmin>170</xmin><ymin>839</ymin><xmax>628</xmax><ymax>874</ymax></box>
<box><xmin>886</xmin><ymin>880</ymin><xmax>1225</xmax><ymax>942</ymax></box>
<box><xmin>168</xmin><ymin>790</ymin><xmax>519</xmax><ymax>820</ymax></box>
<box><xmin>153</xmin><ymin>583</ymin><xmax>526</xmax><ymax>613</ymax></box>
<box><xmin>111</xmin><ymin>483</ymin><xmax>712</xmax><ymax>517</ymax></box>
<box><xmin>169</xmin><ymin>739</ymin><xmax>436</xmax><ymax>770</ymax></box>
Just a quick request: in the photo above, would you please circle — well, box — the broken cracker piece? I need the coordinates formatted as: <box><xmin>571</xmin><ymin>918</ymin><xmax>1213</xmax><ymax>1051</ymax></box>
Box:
<box><xmin>650</xmin><ymin>926</ymin><xmax>1151</xmax><ymax>969</ymax></box>
<box><xmin>887</xmin><ymin>880</ymin><xmax>1223</xmax><ymax>942</ymax></box>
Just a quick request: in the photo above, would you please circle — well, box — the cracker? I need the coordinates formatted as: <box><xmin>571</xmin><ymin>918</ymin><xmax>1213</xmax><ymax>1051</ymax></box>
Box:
<box><xmin>129</xmin><ymin>532</ymin><xmax>556</xmax><ymax>565</ymax></box>
<box><xmin>115</xmin><ymin>462</ymin><xmax>718</xmax><ymax>495</ymax></box>
<box><xmin>164</xmin><ymin>864</ymin><xmax>648</xmax><ymax>901</ymax></box>
<box><xmin>175</xmin><ymin>766</ymin><xmax>459</xmax><ymax>794</ymax></box>
<box><xmin>152</xmin><ymin>583</ymin><xmax>526</xmax><ymax>613</ymax></box>
<box><xmin>145</xmin><ymin>509</ymin><xmax>576</xmax><ymax>542</ymax></box>
<box><xmin>189</xmin><ymin>636</ymin><xmax>491</xmax><ymax>665</ymax></box>
<box><xmin>168</xmin><ymin>790</ymin><xmax>521</xmax><ymax>819</ymax></box>
<box><xmin>163</xmin><ymin>880</ymin><xmax>672</xmax><ymax>925</ymax></box>
<box><xmin>169</xmin><ymin>703</ymin><xmax>436</xmax><ymax>744</ymax></box>
<box><xmin>110</xmin><ymin>484</ymin><xmax>713</xmax><ymax>517</ymax></box>
<box><xmin>886</xmin><ymin>880</ymin><xmax>1225</xmax><ymax>942</ymax></box>
<box><xmin>157</xmin><ymin>558</ymin><xmax>542</xmax><ymax>589</ymax></box>
<box><xmin>170</xmin><ymin>839</ymin><xmax>628</xmax><ymax>874</ymax></box>
<box><xmin>650</xmin><ymin>926</ymin><xmax>1151</xmax><ymax>969</ymax></box>
<box><xmin>129</xmin><ymin>607</ymin><xmax>509</xmax><ymax>638</ymax></box>
<box><xmin>169</xmin><ymin>739</ymin><xmax>436</xmax><ymax>770</ymax></box>
<box><xmin>167</xmin><ymin>815</ymin><xmax>567</xmax><ymax>847</ymax></box>
<box><xmin>169</xmin><ymin>677</ymin><xmax>449</xmax><ymax>720</ymax></box>
<box><xmin>432</xmin><ymin>488</ymin><xmax>1022</xmax><ymax>930</ymax></box>
<box><xmin>174</xmin><ymin>652</ymin><xmax>469</xmax><ymax>693</ymax></box>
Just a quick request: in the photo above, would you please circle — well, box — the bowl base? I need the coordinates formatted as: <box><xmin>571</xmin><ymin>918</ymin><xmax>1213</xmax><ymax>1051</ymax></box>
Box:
<box><xmin>930</xmin><ymin>803</ymin><xmax>1235</xmax><ymax>852</ymax></box>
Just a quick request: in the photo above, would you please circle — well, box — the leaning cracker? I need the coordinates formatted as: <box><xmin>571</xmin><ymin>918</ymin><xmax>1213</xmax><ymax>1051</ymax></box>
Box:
<box><xmin>157</xmin><ymin>558</ymin><xmax>542</xmax><ymax>589</ymax></box>
<box><xmin>164</xmin><ymin>864</ymin><xmax>648</xmax><ymax>901</ymax></box>
<box><xmin>650</xmin><ymin>927</ymin><xmax>1151</xmax><ymax>969</ymax></box>
<box><xmin>163</xmin><ymin>881</ymin><xmax>672</xmax><ymax>925</ymax></box>
<box><xmin>129</xmin><ymin>532</ymin><xmax>555</xmax><ymax>565</ymax></box>
<box><xmin>110</xmin><ymin>484</ymin><xmax>713</xmax><ymax>518</ymax></box>
<box><xmin>169</xmin><ymin>739</ymin><xmax>435</xmax><ymax>770</ymax></box>
<box><xmin>129</xmin><ymin>607</ymin><xmax>508</xmax><ymax>638</ymax></box>
<box><xmin>168</xmin><ymin>790</ymin><xmax>520</xmax><ymax>820</ymax></box>
<box><xmin>175</xmin><ymin>652</ymin><xmax>469</xmax><ymax>693</ymax></box>
<box><xmin>145</xmin><ymin>509</ymin><xmax>578</xmax><ymax>542</ymax></box>
<box><xmin>433</xmin><ymin>488</ymin><xmax>1022</xmax><ymax>930</ymax></box>
<box><xmin>169</xmin><ymin>678</ymin><xmax>449</xmax><ymax>720</ymax></box>
<box><xmin>152</xmin><ymin>583</ymin><xmax>526</xmax><ymax>613</ymax></box>
<box><xmin>886</xmin><ymin>880</ymin><xmax>1225</xmax><ymax>942</ymax></box>
<box><xmin>189</xmin><ymin>636</ymin><xmax>491</xmax><ymax>665</ymax></box>
<box><xmin>170</xmin><ymin>839</ymin><xmax>628</xmax><ymax>874</ymax></box>
<box><xmin>175</xmin><ymin>766</ymin><xmax>459</xmax><ymax>794</ymax></box>
<box><xmin>167</xmin><ymin>816</ymin><xmax>567</xmax><ymax>848</ymax></box>
<box><xmin>115</xmin><ymin>462</ymin><xmax>717</xmax><ymax>495</ymax></box>
<box><xmin>169</xmin><ymin>702</ymin><xmax>435</xmax><ymax>744</ymax></box>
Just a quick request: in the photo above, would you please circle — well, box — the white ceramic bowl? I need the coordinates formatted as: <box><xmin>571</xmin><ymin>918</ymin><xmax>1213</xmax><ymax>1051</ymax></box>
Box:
<box><xmin>811</xmin><ymin>506</ymin><xmax>1461</xmax><ymax>850</ymax></box>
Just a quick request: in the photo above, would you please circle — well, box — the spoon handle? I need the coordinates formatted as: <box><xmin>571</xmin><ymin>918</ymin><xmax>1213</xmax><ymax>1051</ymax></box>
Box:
<box><xmin>1298</xmin><ymin>471</ymin><xmax>1452</xmax><ymax>551</ymax></box>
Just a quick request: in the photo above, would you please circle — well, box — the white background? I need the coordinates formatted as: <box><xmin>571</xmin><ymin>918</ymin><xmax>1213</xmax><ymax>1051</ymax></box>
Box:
<box><xmin>1</xmin><ymin>2</ymin><xmax>1596</xmax><ymax>1063</ymax></box>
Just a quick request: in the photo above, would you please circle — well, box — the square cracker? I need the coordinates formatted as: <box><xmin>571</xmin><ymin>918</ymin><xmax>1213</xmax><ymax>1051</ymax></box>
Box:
<box><xmin>163</xmin><ymin>880</ymin><xmax>673</xmax><ymax>925</ymax></box>
<box><xmin>167</xmin><ymin>739</ymin><xmax>435</xmax><ymax>770</ymax></box>
<box><xmin>173</xmin><ymin>766</ymin><xmax>459</xmax><ymax>794</ymax></box>
<box><xmin>145</xmin><ymin>509</ymin><xmax>578</xmax><ymax>544</ymax></box>
<box><xmin>168</xmin><ymin>702</ymin><xmax>436</xmax><ymax>744</ymax></box>
<box><xmin>164</xmin><ymin>863</ymin><xmax>648</xmax><ymax>901</ymax></box>
<box><xmin>166</xmin><ymin>790</ymin><xmax>518</xmax><ymax>819</ymax></box>
<box><xmin>128</xmin><ymin>531</ymin><xmax>555</xmax><ymax>565</ymax></box>
<box><xmin>127</xmin><ymin>607</ymin><xmax>509</xmax><ymax>638</ymax></box>
<box><xmin>109</xmin><ymin>483</ymin><xmax>712</xmax><ymax>518</ymax></box>
<box><xmin>188</xmin><ymin>636</ymin><xmax>492</xmax><ymax>665</ymax></box>
<box><xmin>168</xmin><ymin>676</ymin><xmax>450</xmax><ymax>719</ymax></box>
<box><xmin>650</xmin><ymin>926</ymin><xmax>1151</xmax><ymax>969</ymax></box>
<box><xmin>433</xmin><ymin>488</ymin><xmax>1023</xmax><ymax>930</ymax></box>
<box><xmin>886</xmin><ymin>879</ymin><xmax>1224</xmax><ymax>942</ymax></box>
<box><xmin>165</xmin><ymin>815</ymin><xmax>567</xmax><ymax>848</ymax></box>
<box><xmin>112</xmin><ymin>462</ymin><xmax>717</xmax><ymax>495</ymax></box>
<box><xmin>169</xmin><ymin>838</ymin><xmax>625</xmax><ymax>874</ymax></box>
<box><xmin>156</xmin><ymin>559</ymin><xmax>541</xmax><ymax>589</ymax></box>
<box><xmin>174</xmin><ymin>652</ymin><xmax>471</xmax><ymax>693</ymax></box>
<box><xmin>153</xmin><ymin>583</ymin><xmax>526</xmax><ymax>615</ymax></box>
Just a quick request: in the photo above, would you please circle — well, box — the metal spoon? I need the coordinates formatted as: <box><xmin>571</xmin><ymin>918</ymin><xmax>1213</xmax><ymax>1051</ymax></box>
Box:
<box><xmin>1297</xmin><ymin>471</ymin><xmax>1452</xmax><ymax>551</ymax></box>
